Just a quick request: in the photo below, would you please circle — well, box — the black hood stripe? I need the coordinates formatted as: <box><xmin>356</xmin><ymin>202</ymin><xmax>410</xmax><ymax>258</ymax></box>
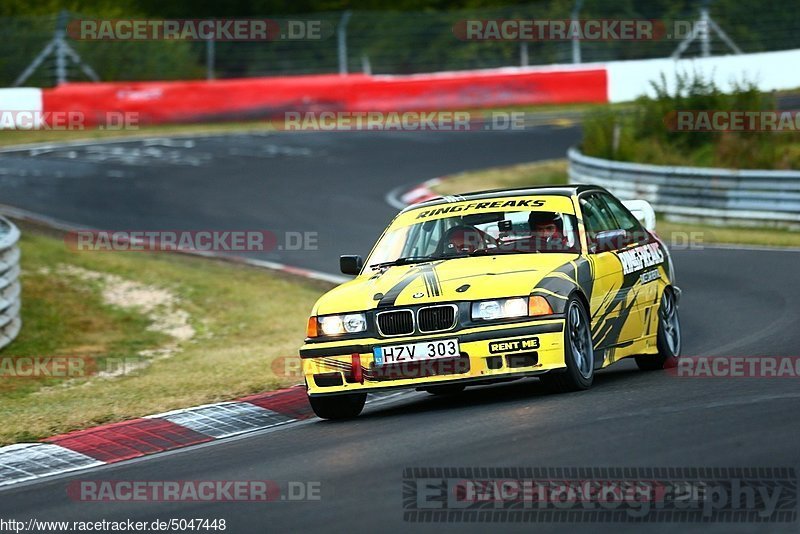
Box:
<box><xmin>427</xmin><ymin>267</ymin><xmax>441</xmax><ymax>297</ymax></box>
<box><xmin>378</xmin><ymin>271</ymin><xmax>419</xmax><ymax>308</ymax></box>
<box><xmin>377</xmin><ymin>262</ymin><xmax>441</xmax><ymax>308</ymax></box>
<box><xmin>422</xmin><ymin>270</ymin><xmax>432</xmax><ymax>297</ymax></box>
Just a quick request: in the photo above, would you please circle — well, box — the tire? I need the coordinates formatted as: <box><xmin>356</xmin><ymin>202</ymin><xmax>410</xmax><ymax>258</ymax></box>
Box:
<box><xmin>308</xmin><ymin>392</ymin><xmax>367</xmax><ymax>420</ymax></box>
<box><xmin>636</xmin><ymin>288</ymin><xmax>681</xmax><ymax>371</ymax></box>
<box><xmin>424</xmin><ymin>384</ymin><xmax>466</xmax><ymax>396</ymax></box>
<box><xmin>540</xmin><ymin>296</ymin><xmax>594</xmax><ymax>393</ymax></box>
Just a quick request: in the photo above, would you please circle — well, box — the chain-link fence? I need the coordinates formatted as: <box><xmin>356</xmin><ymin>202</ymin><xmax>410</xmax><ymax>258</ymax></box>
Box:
<box><xmin>2</xmin><ymin>0</ymin><xmax>800</xmax><ymax>87</ymax></box>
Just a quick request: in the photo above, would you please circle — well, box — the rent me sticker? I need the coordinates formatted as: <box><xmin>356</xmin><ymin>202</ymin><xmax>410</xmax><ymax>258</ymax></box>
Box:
<box><xmin>488</xmin><ymin>337</ymin><xmax>540</xmax><ymax>354</ymax></box>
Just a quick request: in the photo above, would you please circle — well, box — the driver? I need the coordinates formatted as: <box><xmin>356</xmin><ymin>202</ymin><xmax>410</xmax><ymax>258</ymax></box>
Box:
<box><xmin>442</xmin><ymin>225</ymin><xmax>486</xmax><ymax>254</ymax></box>
<box><xmin>528</xmin><ymin>211</ymin><xmax>567</xmax><ymax>250</ymax></box>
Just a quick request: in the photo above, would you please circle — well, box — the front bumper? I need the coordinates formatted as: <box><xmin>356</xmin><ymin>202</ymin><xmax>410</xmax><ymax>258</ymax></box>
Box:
<box><xmin>301</xmin><ymin>319</ymin><xmax>566</xmax><ymax>396</ymax></box>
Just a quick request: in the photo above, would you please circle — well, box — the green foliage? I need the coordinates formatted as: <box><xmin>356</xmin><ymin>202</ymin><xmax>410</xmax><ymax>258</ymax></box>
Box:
<box><xmin>3</xmin><ymin>0</ymin><xmax>800</xmax><ymax>86</ymax></box>
<box><xmin>0</xmin><ymin>12</ymin><xmax>202</xmax><ymax>86</ymax></box>
<box><xmin>581</xmin><ymin>72</ymin><xmax>800</xmax><ymax>170</ymax></box>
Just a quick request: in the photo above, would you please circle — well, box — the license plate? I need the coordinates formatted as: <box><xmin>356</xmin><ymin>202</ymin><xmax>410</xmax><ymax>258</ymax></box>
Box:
<box><xmin>373</xmin><ymin>338</ymin><xmax>460</xmax><ymax>366</ymax></box>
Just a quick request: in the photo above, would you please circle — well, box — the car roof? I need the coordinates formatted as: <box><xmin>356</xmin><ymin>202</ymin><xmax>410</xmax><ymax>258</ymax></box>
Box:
<box><xmin>399</xmin><ymin>184</ymin><xmax>608</xmax><ymax>213</ymax></box>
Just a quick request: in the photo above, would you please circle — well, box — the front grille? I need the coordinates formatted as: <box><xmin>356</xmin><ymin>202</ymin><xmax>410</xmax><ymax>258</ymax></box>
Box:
<box><xmin>418</xmin><ymin>305</ymin><xmax>457</xmax><ymax>333</ymax></box>
<box><xmin>377</xmin><ymin>309</ymin><xmax>414</xmax><ymax>336</ymax></box>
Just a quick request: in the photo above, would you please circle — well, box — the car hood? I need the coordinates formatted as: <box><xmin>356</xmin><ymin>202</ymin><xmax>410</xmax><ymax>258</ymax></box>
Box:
<box><xmin>313</xmin><ymin>254</ymin><xmax>580</xmax><ymax>315</ymax></box>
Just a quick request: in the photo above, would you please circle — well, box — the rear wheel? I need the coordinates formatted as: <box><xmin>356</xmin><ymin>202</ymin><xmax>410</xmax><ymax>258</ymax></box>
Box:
<box><xmin>636</xmin><ymin>288</ymin><xmax>681</xmax><ymax>371</ymax></box>
<box><xmin>540</xmin><ymin>296</ymin><xmax>594</xmax><ymax>393</ymax></box>
<box><xmin>309</xmin><ymin>392</ymin><xmax>367</xmax><ymax>420</ymax></box>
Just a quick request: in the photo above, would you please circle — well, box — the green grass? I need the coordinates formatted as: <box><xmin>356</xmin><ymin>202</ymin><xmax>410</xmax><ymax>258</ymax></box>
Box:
<box><xmin>430</xmin><ymin>159</ymin><xmax>568</xmax><ymax>196</ymax></box>
<box><xmin>655</xmin><ymin>220</ymin><xmax>800</xmax><ymax>248</ymax></box>
<box><xmin>0</xmin><ymin>225</ymin><xmax>330</xmax><ymax>445</ymax></box>
<box><xmin>431</xmin><ymin>159</ymin><xmax>800</xmax><ymax>247</ymax></box>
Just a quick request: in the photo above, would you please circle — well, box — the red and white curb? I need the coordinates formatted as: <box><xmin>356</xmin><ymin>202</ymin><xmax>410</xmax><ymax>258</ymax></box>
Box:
<box><xmin>0</xmin><ymin>387</ymin><xmax>405</xmax><ymax>488</ymax></box>
<box><xmin>0</xmin><ymin>386</ymin><xmax>308</xmax><ymax>487</ymax></box>
<box><xmin>385</xmin><ymin>177</ymin><xmax>444</xmax><ymax>210</ymax></box>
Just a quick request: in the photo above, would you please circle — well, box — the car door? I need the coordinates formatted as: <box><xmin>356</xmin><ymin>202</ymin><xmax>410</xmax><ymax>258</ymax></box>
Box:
<box><xmin>579</xmin><ymin>192</ymin><xmax>640</xmax><ymax>357</ymax></box>
<box><xmin>597</xmin><ymin>192</ymin><xmax>663</xmax><ymax>343</ymax></box>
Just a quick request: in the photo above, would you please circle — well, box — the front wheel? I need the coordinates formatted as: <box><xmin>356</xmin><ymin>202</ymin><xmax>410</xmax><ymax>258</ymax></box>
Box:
<box><xmin>636</xmin><ymin>288</ymin><xmax>681</xmax><ymax>371</ymax></box>
<box><xmin>309</xmin><ymin>392</ymin><xmax>367</xmax><ymax>420</ymax></box>
<box><xmin>540</xmin><ymin>296</ymin><xmax>594</xmax><ymax>393</ymax></box>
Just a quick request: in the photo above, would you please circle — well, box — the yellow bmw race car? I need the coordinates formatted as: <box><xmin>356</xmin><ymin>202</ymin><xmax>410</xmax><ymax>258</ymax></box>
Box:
<box><xmin>299</xmin><ymin>185</ymin><xmax>681</xmax><ymax>419</ymax></box>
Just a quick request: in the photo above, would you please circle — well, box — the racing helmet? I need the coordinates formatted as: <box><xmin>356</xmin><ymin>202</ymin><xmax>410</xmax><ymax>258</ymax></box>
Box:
<box><xmin>442</xmin><ymin>225</ymin><xmax>484</xmax><ymax>254</ymax></box>
<box><xmin>528</xmin><ymin>211</ymin><xmax>563</xmax><ymax>234</ymax></box>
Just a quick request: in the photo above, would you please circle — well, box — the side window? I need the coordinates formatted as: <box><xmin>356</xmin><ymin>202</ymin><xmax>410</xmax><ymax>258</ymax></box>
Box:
<box><xmin>580</xmin><ymin>193</ymin><xmax>623</xmax><ymax>252</ymax></box>
<box><xmin>599</xmin><ymin>193</ymin><xmax>645</xmax><ymax>243</ymax></box>
<box><xmin>581</xmin><ymin>193</ymin><xmax>617</xmax><ymax>234</ymax></box>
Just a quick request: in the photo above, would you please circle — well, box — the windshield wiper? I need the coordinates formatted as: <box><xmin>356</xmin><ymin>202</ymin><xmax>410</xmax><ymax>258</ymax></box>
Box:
<box><xmin>468</xmin><ymin>248</ymin><xmax>531</xmax><ymax>256</ymax></box>
<box><xmin>370</xmin><ymin>256</ymin><xmax>436</xmax><ymax>270</ymax></box>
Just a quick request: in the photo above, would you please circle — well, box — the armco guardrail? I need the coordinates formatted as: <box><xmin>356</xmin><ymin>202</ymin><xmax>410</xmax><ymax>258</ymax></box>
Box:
<box><xmin>568</xmin><ymin>147</ymin><xmax>800</xmax><ymax>228</ymax></box>
<box><xmin>0</xmin><ymin>216</ymin><xmax>21</xmax><ymax>350</ymax></box>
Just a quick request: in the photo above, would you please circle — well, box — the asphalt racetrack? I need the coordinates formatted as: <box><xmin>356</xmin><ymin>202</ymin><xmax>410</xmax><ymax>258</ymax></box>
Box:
<box><xmin>0</xmin><ymin>127</ymin><xmax>798</xmax><ymax>533</ymax></box>
<box><xmin>0</xmin><ymin>127</ymin><xmax>580</xmax><ymax>273</ymax></box>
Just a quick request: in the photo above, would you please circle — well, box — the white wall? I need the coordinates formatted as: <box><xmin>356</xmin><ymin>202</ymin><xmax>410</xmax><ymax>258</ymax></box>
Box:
<box><xmin>0</xmin><ymin>88</ymin><xmax>43</xmax><ymax>129</ymax></box>
<box><xmin>605</xmin><ymin>48</ymin><xmax>800</xmax><ymax>103</ymax></box>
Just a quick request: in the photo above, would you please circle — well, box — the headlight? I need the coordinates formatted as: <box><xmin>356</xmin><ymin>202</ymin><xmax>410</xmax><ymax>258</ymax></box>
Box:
<box><xmin>472</xmin><ymin>297</ymin><xmax>528</xmax><ymax>321</ymax></box>
<box><xmin>471</xmin><ymin>296</ymin><xmax>553</xmax><ymax>321</ymax></box>
<box><xmin>317</xmin><ymin>313</ymin><xmax>367</xmax><ymax>336</ymax></box>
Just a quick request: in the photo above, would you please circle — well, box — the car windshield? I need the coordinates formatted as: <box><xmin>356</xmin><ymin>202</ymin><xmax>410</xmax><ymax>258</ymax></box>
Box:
<box><xmin>366</xmin><ymin>209</ymin><xmax>580</xmax><ymax>269</ymax></box>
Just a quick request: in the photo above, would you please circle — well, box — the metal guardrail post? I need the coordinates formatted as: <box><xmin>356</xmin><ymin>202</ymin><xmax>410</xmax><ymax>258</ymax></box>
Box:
<box><xmin>571</xmin><ymin>0</ymin><xmax>584</xmax><ymax>64</ymax></box>
<box><xmin>0</xmin><ymin>217</ymin><xmax>22</xmax><ymax>351</ymax></box>
<box><xmin>206</xmin><ymin>37</ymin><xmax>215</xmax><ymax>80</ymax></box>
<box><xmin>338</xmin><ymin>10</ymin><xmax>352</xmax><ymax>75</ymax></box>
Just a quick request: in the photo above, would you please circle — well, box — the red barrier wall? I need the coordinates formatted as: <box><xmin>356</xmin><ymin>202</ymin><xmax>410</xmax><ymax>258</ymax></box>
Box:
<box><xmin>42</xmin><ymin>68</ymin><xmax>607</xmax><ymax>126</ymax></box>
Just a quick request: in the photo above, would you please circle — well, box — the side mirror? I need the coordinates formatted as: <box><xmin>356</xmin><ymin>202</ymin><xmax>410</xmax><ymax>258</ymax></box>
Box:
<box><xmin>593</xmin><ymin>229</ymin><xmax>627</xmax><ymax>253</ymax></box>
<box><xmin>339</xmin><ymin>255</ymin><xmax>363</xmax><ymax>275</ymax></box>
<box><xmin>621</xmin><ymin>199</ymin><xmax>656</xmax><ymax>231</ymax></box>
